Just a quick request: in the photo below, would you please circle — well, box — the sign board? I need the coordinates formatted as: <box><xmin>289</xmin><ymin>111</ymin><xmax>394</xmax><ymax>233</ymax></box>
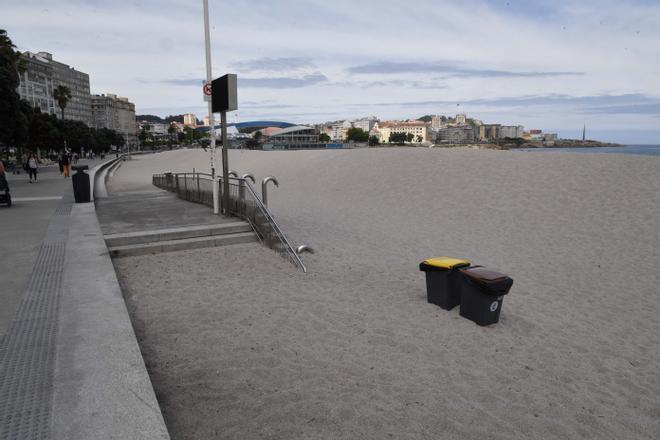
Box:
<box><xmin>203</xmin><ymin>82</ymin><xmax>212</xmax><ymax>102</ymax></box>
<box><xmin>211</xmin><ymin>74</ymin><xmax>238</xmax><ymax>113</ymax></box>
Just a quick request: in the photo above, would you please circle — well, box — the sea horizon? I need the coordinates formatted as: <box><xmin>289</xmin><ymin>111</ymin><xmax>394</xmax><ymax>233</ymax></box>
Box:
<box><xmin>516</xmin><ymin>144</ymin><xmax>660</xmax><ymax>157</ymax></box>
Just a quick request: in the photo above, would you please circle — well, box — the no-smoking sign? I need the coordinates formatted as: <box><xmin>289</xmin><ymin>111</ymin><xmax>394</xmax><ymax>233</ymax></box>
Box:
<box><xmin>203</xmin><ymin>82</ymin><xmax>212</xmax><ymax>102</ymax></box>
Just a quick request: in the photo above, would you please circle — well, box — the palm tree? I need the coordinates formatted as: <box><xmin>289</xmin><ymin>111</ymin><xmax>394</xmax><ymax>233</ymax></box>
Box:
<box><xmin>53</xmin><ymin>85</ymin><xmax>72</xmax><ymax>120</ymax></box>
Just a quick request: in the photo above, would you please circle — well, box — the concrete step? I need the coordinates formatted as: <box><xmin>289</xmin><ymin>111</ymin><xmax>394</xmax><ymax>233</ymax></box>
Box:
<box><xmin>108</xmin><ymin>232</ymin><xmax>257</xmax><ymax>258</ymax></box>
<box><xmin>104</xmin><ymin>222</ymin><xmax>252</xmax><ymax>247</ymax></box>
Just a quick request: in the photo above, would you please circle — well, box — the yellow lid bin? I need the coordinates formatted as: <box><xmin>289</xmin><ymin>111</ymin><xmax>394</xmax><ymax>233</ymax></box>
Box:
<box><xmin>420</xmin><ymin>257</ymin><xmax>471</xmax><ymax>272</ymax></box>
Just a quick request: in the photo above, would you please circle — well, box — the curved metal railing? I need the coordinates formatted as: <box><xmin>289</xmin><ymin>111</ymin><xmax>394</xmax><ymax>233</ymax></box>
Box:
<box><xmin>152</xmin><ymin>172</ymin><xmax>307</xmax><ymax>272</ymax></box>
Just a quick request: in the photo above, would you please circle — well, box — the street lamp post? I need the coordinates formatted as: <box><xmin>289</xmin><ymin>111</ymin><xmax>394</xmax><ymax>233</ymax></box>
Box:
<box><xmin>203</xmin><ymin>0</ymin><xmax>219</xmax><ymax>214</ymax></box>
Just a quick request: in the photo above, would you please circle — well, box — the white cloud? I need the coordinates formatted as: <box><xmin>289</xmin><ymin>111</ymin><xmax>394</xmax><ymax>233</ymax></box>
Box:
<box><xmin>3</xmin><ymin>0</ymin><xmax>660</xmax><ymax>141</ymax></box>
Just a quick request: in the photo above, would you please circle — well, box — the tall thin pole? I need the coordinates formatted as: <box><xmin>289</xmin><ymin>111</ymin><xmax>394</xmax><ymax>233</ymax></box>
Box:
<box><xmin>203</xmin><ymin>0</ymin><xmax>219</xmax><ymax>214</ymax></box>
<box><xmin>221</xmin><ymin>111</ymin><xmax>230</xmax><ymax>216</ymax></box>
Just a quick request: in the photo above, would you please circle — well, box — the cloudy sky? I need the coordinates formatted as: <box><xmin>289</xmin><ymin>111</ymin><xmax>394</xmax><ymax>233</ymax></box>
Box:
<box><xmin>4</xmin><ymin>0</ymin><xmax>660</xmax><ymax>142</ymax></box>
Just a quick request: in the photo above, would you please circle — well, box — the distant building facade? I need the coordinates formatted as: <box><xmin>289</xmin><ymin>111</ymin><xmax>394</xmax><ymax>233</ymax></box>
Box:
<box><xmin>431</xmin><ymin>115</ymin><xmax>445</xmax><ymax>129</ymax></box>
<box><xmin>436</xmin><ymin>126</ymin><xmax>475</xmax><ymax>144</ymax></box>
<box><xmin>330</xmin><ymin>121</ymin><xmax>351</xmax><ymax>142</ymax></box>
<box><xmin>529</xmin><ymin>129</ymin><xmax>544</xmax><ymax>140</ymax></box>
<box><xmin>499</xmin><ymin>125</ymin><xmax>525</xmax><ymax>139</ymax></box>
<box><xmin>17</xmin><ymin>52</ymin><xmax>55</xmax><ymax>115</ymax></box>
<box><xmin>18</xmin><ymin>51</ymin><xmax>91</xmax><ymax>125</ymax></box>
<box><xmin>183</xmin><ymin>113</ymin><xmax>197</xmax><ymax>127</ymax></box>
<box><xmin>379</xmin><ymin>121</ymin><xmax>430</xmax><ymax>143</ymax></box>
<box><xmin>264</xmin><ymin>126</ymin><xmax>320</xmax><ymax>150</ymax></box>
<box><xmin>91</xmin><ymin>94</ymin><xmax>137</xmax><ymax>146</ymax></box>
<box><xmin>483</xmin><ymin>124</ymin><xmax>502</xmax><ymax>140</ymax></box>
<box><xmin>352</xmin><ymin>117</ymin><xmax>378</xmax><ymax>133</ymax></box>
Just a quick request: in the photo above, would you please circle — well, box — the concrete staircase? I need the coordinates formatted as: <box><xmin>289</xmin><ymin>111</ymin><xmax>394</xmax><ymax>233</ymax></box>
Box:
<box><xmin>104</xmin><ymin>221</ymin><xmax>256</xmax><ymax>257</ymax></box>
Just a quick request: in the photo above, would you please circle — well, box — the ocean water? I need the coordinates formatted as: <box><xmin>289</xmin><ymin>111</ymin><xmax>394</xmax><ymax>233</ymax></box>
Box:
<box><xmin>516</xmin><ymin>145</ymin><xmax>660</xmax><ymax>157</ymax></box>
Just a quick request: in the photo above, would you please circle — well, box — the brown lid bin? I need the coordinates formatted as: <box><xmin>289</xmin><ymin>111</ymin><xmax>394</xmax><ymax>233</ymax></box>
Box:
<box><xmin>460</xmin><ymin>267</ymin><xmax>513</xmax><ymax>296</ymax></box>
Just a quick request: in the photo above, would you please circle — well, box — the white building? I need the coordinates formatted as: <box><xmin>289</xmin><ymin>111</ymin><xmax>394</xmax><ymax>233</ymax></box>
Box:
<box><xmin>330</xmin><ymin>121</ymin><xmax>352</xmax><ymax>141</ymax></box>
<box><xmin>352</xmin><ymin>117</ymin><xmax>378</xmax><ymax>133</ymax></box>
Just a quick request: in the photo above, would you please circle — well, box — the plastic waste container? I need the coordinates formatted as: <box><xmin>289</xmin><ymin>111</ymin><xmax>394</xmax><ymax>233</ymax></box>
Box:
<box><xmin>72</xmin><ymin>165</ymin><xmax>91</xmax><ymax>203</ymax></box>
<box><xmin>419</xmin><ymin>257</ymin><xmax>471</xmax><ymax>310</ymax></box>
<box><xmin>459</xmin><ymin>267</ymin><xmax>513</xmax><ymax>326</ymax></box>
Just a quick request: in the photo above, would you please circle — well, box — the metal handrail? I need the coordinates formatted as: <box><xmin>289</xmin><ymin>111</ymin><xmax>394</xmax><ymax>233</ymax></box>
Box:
<box><xmin>152</xmin><ymin>172</ymin><xmax>308</xmax><ymax>272</ymax></box>
<box><xmin>241</xmin><ymin>179</ymin><xmax>306</xmax><ymax>272</ymax></box>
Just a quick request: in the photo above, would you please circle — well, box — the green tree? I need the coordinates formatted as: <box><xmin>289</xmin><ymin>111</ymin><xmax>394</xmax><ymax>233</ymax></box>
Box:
<box><xmin>167</xmin><ymin>123</ymin><xmax>177</xmax><ymax>148</ymax></box>
<box><xmin>368</xmin><ymin>135</ymin><xmax>379</xmax><ymax>146</ymax></box>
<box><xmin>346</xmin><ymin>127</ymin><xmax>369</xmax><ymax>143</ymax></box>
<box><xmin>416</xmin><ymin>135</ymin><xmax>423</xmax><ymax>143</ymax></box>
<box><xmin>0</xmin><ymin>29</ymin><xmax>30</xmax><ymax>152</ymax></box>
<box><xmin>319</xmin><ymin>132</ymin><xmax>330</xmax><ymax>143</ymax></box>
<box><xmin>406</xmin><ymin>133</ymin><xmax>414</xmax><ymax>143</ymax></box>
<box><xmin>26</xmin><ymin>109</ymin><xmax>61</xmax><ymax>153</ymax></box>
<box><xmin>53</xmin><ymin>85</ymin><xmax>72</xmax><ymax>120</ymax></box>
<box><xmin>389</xmin><ymin>132</ymin><xmax>407</xmax><ymax>144</ymax></box>
<box><xmin>138</xmin><ymin>126</ymin><xmax>150</xmax><ymax>147</ymax></box>
<box><xmin>183</xmin><ymin>126</ymin><xmax>195</xmax><ymax>144</ymax></box>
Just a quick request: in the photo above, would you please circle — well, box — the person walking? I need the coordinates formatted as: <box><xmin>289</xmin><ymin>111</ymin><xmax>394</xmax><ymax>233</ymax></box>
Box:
<box><xmin>62</xmin><ymin>152</ymin><xmax>71</xmax><ymax>178</ymax></box>
<box><xmin>27</xmin><ymin>153</ymin><xmax>38</xmax><ymax>183</ymax></box>
<box><xmin>58</xmin><ymin>153</ymin><xmax>64</xmax><ymax>175</ymax></box>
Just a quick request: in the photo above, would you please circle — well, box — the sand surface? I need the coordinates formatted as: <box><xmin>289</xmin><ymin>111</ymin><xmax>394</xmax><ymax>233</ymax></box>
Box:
<box><xmin>111</xmin><ymin>148</ymin><xmax>660</xmax><ymax>439</ymax></box>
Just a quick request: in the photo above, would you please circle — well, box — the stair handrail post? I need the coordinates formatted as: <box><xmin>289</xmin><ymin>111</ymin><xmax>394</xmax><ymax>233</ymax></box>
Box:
<box><xmin>261</xmin><ymin>176</ymin><xmax>279</xmax><ymax>207</ymax></box>
<box><xmin>239</xmin><ymin>173</ymin><xmax>256</xmax><ymax>204</ymax></box>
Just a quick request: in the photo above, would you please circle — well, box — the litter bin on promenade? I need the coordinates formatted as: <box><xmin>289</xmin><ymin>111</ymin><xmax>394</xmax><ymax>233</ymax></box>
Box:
<box><xmin>419</xmin><ymin>257</ymin><xmax>471</xmax><ymax>310</ymax></box>
<box><xmin>459</xmin><ymin>267</ymin><xmax>513</xmax><ymax>326</ymax></box>
<box><xmin>72</xmin><ymin>165</ymin><xmax>91</xmax><ymax>203</ymax></box>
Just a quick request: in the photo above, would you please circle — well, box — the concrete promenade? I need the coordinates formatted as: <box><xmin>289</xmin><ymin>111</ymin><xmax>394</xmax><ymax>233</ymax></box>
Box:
<box><xmin>0</xmin><ymin>162</ymin><xmax>101</xmax><ymax>338</ymax></box>
<box><xmin>0</xmin><ymin>161</ymin><xmax>170</xmax><ymax>439</ymax></box>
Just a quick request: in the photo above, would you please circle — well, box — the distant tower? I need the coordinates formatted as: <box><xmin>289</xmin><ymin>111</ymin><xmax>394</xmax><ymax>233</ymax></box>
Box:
<box><xmin>582</xmin><ymin>123</ymin><xmax>586</xmax><ymax>141</ymax></box>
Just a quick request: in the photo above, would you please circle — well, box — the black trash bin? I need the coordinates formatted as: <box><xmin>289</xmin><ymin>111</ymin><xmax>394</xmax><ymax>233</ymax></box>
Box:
<box><xmin>459</xmin><ymin>267</ymin><xmax>513</xmax><ymax>326</ymax></box>
<box><xmin>71</xmin><ymin>165</ymin><xmax>91</xmax><ymax>203</ymax></box>
<box><xmin>419</xmin><ymin>257</ymin><xmax>471</xmax><ymax>310</ymax></box>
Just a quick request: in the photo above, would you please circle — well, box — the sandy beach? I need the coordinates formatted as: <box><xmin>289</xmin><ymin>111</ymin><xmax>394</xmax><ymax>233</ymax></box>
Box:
<box><xmin>110</xmin><ymin>147</ymin><xmax>660</xmax><ymax>439</ymax></box>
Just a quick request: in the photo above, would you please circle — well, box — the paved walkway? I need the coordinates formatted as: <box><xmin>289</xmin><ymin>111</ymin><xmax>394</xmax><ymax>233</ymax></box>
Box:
<box><xmin>0</xmin><ymin>161</ymin><xmax>101</xmax><ymax>338</ymax></box>
<box><xmin>0</xmin><ymin>160</ymin><xmax>169</xmax><ymax>440</ymax></box>
<box><xmin>96</xmin><ymin>189</ymin><xmax>234</xmax><ymax>235</ymax></box>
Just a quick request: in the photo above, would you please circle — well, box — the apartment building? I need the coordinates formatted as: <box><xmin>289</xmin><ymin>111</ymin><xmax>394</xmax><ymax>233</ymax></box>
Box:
<box><xmin>436</xmin><ymin>126</ymin><xmax>475</xmax><ymax>144</ymax></box>
<box><xmin>183</xmin><ymin>113</ymin><xmax>197</xmax><ymax>127</ymax></box>
<box><xmin>17</xmin><ymin>52</ymin><xmax>56</xmax><ymax>115</ymax></box>
<box><xmin>91</xmin><ymin>94</ymin><xmax>137</xmax><ymax>146</ymax></box>
<box><xmin>18</xmin><ymin>51</ymin><xmax>91</xmax><ymax>125</ymax></box>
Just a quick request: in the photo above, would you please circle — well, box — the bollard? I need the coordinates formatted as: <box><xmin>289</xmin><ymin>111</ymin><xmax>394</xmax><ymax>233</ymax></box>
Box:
<box><xmin>71</xmin><ymin>165</ymin><xmax>91</xmax><ymax>203</ymax></box>
<box><xmin>261</xmin><ymin>176</ymin><xmax>279</xmax><ymax>207</ymax></box>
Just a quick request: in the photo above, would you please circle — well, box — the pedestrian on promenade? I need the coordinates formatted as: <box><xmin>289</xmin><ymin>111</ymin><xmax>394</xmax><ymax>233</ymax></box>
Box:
<box><xmin>58</xmin><ymin>153</ymin><xmax>64</xmax><ymax>175</ymax></box>
<box><xmin>62</xmin><ymin>152</ymin><xmax>71</xmax><ymax>178</ymax></box>
<box><xmin>27</xmin><ymin>153</ymin><xmax>38</xmax><ymax>183</ymax></box>
<box><xmin>0</xmin><ymin>159</ymin><xmax>8</xmax><ymax>193</ymax></box>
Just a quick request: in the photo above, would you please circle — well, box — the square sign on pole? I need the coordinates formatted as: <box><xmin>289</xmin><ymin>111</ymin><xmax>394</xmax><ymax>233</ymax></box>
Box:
<box><xmin>203</xmin><ymin>82</ymin><xmax>212</xmax><ymax>102</ymax></box>
<box><xmin>211</xmin><ymin>74</ymin><xmax>238</xmax><ymax>113</ymax></box>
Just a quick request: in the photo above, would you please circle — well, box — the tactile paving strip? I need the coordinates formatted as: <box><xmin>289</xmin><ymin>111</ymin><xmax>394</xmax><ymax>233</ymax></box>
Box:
<box><xmin>0</xmin><ymin>202</ymin><xmax>71</xmax><ymax>440</ymax></box>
